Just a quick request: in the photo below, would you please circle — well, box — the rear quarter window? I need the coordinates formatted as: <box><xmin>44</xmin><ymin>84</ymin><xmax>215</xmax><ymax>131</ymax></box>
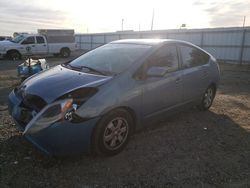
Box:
<box><xmin>36</xmin><ymin>36</ymin><xmax>45</xmax><ymax>44</ymax></box>
<box><xmin>179</xmin><ymin>44</ymin><xmax>210</xmax><ymax>68</ymax></box>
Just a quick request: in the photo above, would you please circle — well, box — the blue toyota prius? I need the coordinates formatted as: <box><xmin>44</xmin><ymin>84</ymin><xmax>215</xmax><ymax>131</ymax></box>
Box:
<box><xmin>8</xmin><ymin>39</ymin><xmax>220</xmax><ymax>156</ymax></box>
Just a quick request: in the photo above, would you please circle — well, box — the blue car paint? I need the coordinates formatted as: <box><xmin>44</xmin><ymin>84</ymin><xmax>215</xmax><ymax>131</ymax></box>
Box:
<box><xmin>8</xmin><ymin>39</ymin><xmax>220</xmax><ymax>156</ymax></box>
<box><xmin>25</xmin><ymin>117</ymin><xmax>99</xmax><ymax>156</ymax></box>
<box><xmin>21</xmin><ymin>65</ymin><xmax>112</xmax><ymax>103</ymax></box>
<box><xmin>8</xmin><ymin>90</ymin><xmax>100</xmax><ymax>156</ymax></box>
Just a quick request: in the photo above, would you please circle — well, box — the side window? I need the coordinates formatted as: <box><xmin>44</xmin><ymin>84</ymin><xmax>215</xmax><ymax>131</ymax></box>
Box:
<box><xmin>147</xmin><ymin>45</ymin><xmax>179</xmax><ymax>72</ymax></box>
<box><xmin>36</xmin><ymin>36</ymin><xmax>45</xmax><ymax>44</ymax></box>
<box><xmin>180</xmin><ymin>45</ymin><xmax>210</xmax><ymax>68</ymax></box>
<box><xmin>21</xmin><ymin>37</ymin><xmax>35</xmax><ymax>44</ymax></box>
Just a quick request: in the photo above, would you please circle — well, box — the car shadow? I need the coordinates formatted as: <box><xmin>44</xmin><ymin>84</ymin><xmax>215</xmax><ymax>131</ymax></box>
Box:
<box><xmin>1</xmin><ymin>107</ymin><xmax>250</xmax><ymax>187</ymax></box>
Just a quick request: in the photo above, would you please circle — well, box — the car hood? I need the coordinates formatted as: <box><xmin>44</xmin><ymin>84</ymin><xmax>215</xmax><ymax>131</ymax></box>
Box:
<box><xmin>21</xmin><ymin>65</ymin><xmax>112</xmax><ymax>103</ymax></box>
<box><xmin>0</xmin><ymin>40</ymin><xmax>18</xmax><ymax>48</ymax></box>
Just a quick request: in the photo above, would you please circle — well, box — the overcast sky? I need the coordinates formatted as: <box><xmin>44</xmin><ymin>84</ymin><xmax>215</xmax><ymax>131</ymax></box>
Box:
<box><xmin>0</xmin><ymin>0</ymin><xmax>249</xmax><ymax>36</ymax></box>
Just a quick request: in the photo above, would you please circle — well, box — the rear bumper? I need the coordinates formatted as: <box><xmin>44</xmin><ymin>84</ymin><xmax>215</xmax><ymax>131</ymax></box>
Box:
<box><xmin>8</xmin><ymin>90</ymin><xmax>99</xmax><ymax>156</ymax></box>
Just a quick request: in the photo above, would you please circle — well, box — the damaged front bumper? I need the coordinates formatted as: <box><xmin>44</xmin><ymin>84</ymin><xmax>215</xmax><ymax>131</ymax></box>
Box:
<box><xmin>8</xmin><ymin>90</ymin><xmax>99</xmax><ymax>156</ymax></box>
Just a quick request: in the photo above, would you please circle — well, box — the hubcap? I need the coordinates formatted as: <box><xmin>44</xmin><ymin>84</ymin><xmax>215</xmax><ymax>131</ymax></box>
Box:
<box><xmin>204</xmin><ymin>88</ymin><xmax>213</xmax><ymax>108</ymax></box>
<box><xmin>103</xmin><ymin>117</ymin><xmax>129</xmax><ymax>150</ymax></box>
<box><xmin>12</xmin><ymin>53</ymin><xmax>19</xmax><ymax>60</ymax></box>
<box><xmin>63</xmin><ymin>51</ymin><xmax>68</xmax><ymax>57</ymax></box>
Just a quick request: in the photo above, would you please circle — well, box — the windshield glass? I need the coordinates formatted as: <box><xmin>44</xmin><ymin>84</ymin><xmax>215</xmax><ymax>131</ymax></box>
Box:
<box><xmin>11</xmin><ymin>35</ymin><xmax>25</xmax><ymax>43</ymax></box>
<box><xmin>69</xmin><ymin>43</ymin><xmax>152</xmax><ymax>75</ymax></box>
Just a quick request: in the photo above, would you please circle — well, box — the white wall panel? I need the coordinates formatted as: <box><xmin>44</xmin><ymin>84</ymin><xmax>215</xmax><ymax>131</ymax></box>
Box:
<box><xmin>203</xmin><ymin>32</ymin><xmax>242</xmax><ymax>46</ymax></box>
<box><xmin>105</xmin><ymin>35</ymin><xmax>120</xmax><ymax>42</ymax></box>
<box><xmin>92</xmin><ymin>35</ymin><xmax>104</xmax><ymax>43</ymax></box>
<box><xmin>75</xmin><ymin>27</ymin><xmax>250</xmax><ymax>62</ymax></box>
<box><xmin>203</xmin><ymin>47</ymin><xmax>240</xmax><ymax>61</ymax></box>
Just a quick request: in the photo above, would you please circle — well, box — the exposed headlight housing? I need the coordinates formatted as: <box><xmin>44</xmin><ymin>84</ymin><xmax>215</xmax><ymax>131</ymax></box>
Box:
<box><xmin>23</xmin><ymin>99</ymin><xmax>74</xmax><ymax>134</ymax></box>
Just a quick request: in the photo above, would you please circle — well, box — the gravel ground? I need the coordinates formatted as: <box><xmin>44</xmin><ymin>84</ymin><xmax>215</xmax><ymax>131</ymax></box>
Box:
<box><xmin>0</xmin><ymin>57</ymin><xmax>250</xmax><ymax>187</ymax></box>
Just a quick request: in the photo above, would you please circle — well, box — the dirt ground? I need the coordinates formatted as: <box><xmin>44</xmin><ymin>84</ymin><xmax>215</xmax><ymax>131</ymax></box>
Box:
<box><xmin>0</xmin><ymin>56</ymin><xmax>250</xmax><ymax>187</ymax></box>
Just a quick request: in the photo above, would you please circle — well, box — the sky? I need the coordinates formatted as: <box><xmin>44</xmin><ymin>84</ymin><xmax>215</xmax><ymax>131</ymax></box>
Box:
<box><xmin>0</xmin><ymin>0</ymin><xmax>250</xmax><ymax>36</ymax></box>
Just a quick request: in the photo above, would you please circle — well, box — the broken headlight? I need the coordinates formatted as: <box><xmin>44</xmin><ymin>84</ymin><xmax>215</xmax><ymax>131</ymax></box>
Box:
<box><xmin>23</xmin><ymin>99</ymin><xmax>75</xmax><ymax>134</ymax></box>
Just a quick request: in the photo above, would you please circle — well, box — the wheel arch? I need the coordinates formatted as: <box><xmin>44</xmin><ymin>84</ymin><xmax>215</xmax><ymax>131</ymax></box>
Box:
<box><xmin>99</xmin><ymin>106</ymin><xmax>137</xmax><ymax>131</ymax></box>
<box><xmin>209</xmin><ymin>82</ymin><xmax>217</xmax><ymax>92</ymax></box>
<box><xmin>6</xmin><ymin>49</ymin><xmax>21</xmax><ymax>60</ymax></box>
<box><xmin>6</xmin><ymin>49</ymin><xmax>21</xmax><ymax>55</ymax></box>
<box><xmin>90</xmin><ymin>106</ymin><xmax>137</xmax><ymax>155</ymax></box>
<box><xmin>91</xmin><ymin>106</ymin><xmax>137</xmax><ymax>140</ymax></box>
<box><xmin>60</xmin><ymin>47</ymin><xmax>70</xmax><ymax>52</ymax></box>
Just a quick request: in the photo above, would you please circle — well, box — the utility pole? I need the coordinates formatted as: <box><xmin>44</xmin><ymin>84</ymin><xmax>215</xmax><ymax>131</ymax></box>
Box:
<box><xmin>122</xmin><ymin>19</ymin><xmax>124</xmax><ymax>31</ymax></box>
<box><xmin>243</xmin><ymin>16</ymin><xmax>246</xmax><ymax>28</ymax></box>
<box><xmin>151</xmin><ymin>8</ymin><xmax>154</xmax><ymax>30</ymax></box>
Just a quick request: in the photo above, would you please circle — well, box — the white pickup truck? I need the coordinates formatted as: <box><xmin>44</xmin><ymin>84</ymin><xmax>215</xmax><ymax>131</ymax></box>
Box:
<box><xmin>0</xmin><ymin>29</ymin><xmax>77</xmax><ymax>60</ymax></box>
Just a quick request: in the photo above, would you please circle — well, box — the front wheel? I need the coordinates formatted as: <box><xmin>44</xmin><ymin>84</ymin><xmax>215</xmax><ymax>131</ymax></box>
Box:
<box><xmin>198</xmin><ymin>85</ymin><xmax>216</xmax><ymax>110</ymax></box>
<box><xmin>92</xmin><ymin>109</ymin><xmax>133</xmax><ymax>156</ymax></box>
<box><xmin>8</xmin><ymin>51</ymin><xmax>21</xmax><ymax>60</ymax></box>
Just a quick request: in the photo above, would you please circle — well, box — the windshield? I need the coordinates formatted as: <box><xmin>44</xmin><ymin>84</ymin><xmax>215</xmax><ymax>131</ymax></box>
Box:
<box><xmin>68</xmin><ymin>43</ymin><xmax>152</xmax><ymax>75</ymax></box>
<box><xmin>11</xmin><ymin>35</ymin><xmax>25</xmax><ymax>43</ymax></box>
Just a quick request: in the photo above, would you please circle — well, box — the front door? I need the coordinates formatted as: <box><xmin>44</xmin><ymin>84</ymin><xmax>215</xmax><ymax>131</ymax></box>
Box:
<box><xmin>21</xmin><ymin>36</ymin><xmax>36</xmax><ymax>55</ymax></box>
<box><xmin>142</xmin><ymin>44</ymin><xmax>183</xmax><ymax>119</ymax></box>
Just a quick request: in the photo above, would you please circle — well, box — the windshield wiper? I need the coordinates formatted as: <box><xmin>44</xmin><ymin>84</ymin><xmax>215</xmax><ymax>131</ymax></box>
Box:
<box><xmin>63</xmin><ymin>63</ymin><xmax>108</xmax><ymax>76</ymax></box>
<box><xmin>78</xmin><ymin>65</ymin><xmax>106</xmax><ymax>75</ymax></box>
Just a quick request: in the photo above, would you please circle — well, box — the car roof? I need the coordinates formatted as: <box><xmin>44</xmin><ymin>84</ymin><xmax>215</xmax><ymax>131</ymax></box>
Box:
<box><xmin>111</xmin><ymin>39</ymin><xmax>212</xmax><ymax>57</ymax></box>
<box><xmin>111</xmin><ymin>39</ymin><xmax>192</xmax><ymax>46</ymax></box>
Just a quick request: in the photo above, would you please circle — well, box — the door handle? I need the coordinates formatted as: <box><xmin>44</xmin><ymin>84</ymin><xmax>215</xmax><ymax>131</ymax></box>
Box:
<box><xmin>31</xmin><ymin>45</ymin><xmax>35</xmax><ymax>47</ymax></box>
<box><xmin>203</xmin><ymin>70</ymin><xmax>208</xmax><ymax>77</ymax></box>
<box><xmin>43</xmin><ymin>44</ymin><xmax>46</xmax><ymax>47</ymax></box>
<box><xmin>175</xmin><ymin>77</ymin><xmax>181</xmax><ymax>83</ymax></box>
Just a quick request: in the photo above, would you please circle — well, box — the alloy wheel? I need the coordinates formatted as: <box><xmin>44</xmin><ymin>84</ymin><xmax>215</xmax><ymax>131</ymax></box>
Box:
<box><xmin>203</xmin><ymin>87</ymin><xmax>214</xmax><ymax>108</ymax></box>
<box><xmin>103</xmin><ymin>117</ymin><xmax>129</xmax><ymax>151</ymax></box>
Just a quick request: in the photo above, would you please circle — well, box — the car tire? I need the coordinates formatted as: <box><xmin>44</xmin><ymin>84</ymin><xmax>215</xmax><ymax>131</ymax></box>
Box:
<box><xmin>92</xmin><ymin>109</ymin><xmax>133</xmax><ymax>156</ymax></box>
<box><xmin>8</xmin><ymin>51</ymin><xmax>21</xmax><ymax>60</ymax></box>
<box><xmin>198</xmin><ymin>85</ymin><xmax>216</xmax><ymax>111</ymax></box>
<box><xmin>60</xmin><ymin>48</ymin><xmax>70</xmax><ymax>58</ymax></box>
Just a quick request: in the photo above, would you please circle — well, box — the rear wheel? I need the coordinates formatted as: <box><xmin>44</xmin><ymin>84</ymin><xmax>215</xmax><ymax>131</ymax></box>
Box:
<box><xmin>92</xmin><ymin>109</ymin><xmax>133</xmax><ymax>156</ymax></box>
<box><xmin>198</xmin><ymin>85</ymin><xmax>216</xmax><ymax>110</ymax></box>
<box><xmin>60</xmin><ymin>48</ymin><xmax>70</xmax><ymax>58</ymax></box>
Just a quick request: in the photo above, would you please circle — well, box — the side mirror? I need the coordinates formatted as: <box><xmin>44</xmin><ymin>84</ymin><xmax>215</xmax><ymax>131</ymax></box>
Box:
<box><xmin>146</xmin><ymin>66</ymin><xmax>169</xmax><ymax>77</ymax></box>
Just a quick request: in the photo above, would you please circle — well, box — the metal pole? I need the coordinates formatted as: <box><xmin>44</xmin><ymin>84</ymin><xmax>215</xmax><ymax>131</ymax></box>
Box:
<box><xmin>90</xmin><ymin>35</ymin><xmax>93</xmax><ymax>50</ymax></box>
<box><xmin>122</xmin><ymin>19</ymin><xmax>124</xmax><ymax>31</ymax></box>
<box><xmin>104</xmin><ymin>34</ymin><xmax>106</xmax><ymax>44</ymax></box>
<box><xmin>200</xmin><ymin>31</ymin><xmax>204</xmax><ymax>48</ymax></box>
<box><xmin>239</xmin><ymin>29</ymin><xmax>246</xmax><ymax>64</ymax></box>
<box><xmin>151</xmin><ymin>8</ymin><xmax>154</xmax><ymax>30</ymax></box>
<box><xmin>243</xmin><ymin>16</ymin><xmax>246</xmax><ymax>28</ymax></box>
<box><xmin>79</xmin><ymin>35</ymin><xmax>82</xmax><ymax>50</ymax></box>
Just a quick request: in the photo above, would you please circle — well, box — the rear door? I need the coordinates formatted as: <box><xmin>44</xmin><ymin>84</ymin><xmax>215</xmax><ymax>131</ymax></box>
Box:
<box><xmin>178</xmin><ymin>44</ymin><xmax>210</xmax><ymax>102</ymax></box>
<box><xmin>142</xmin><ymin>44</ymin><xmax>183</xmax><ymax>118</ymax></box>
<box><xmin>35</xmin><ymin>36</ymin><xmax>48</xmax><ymax>55</ymax></box>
